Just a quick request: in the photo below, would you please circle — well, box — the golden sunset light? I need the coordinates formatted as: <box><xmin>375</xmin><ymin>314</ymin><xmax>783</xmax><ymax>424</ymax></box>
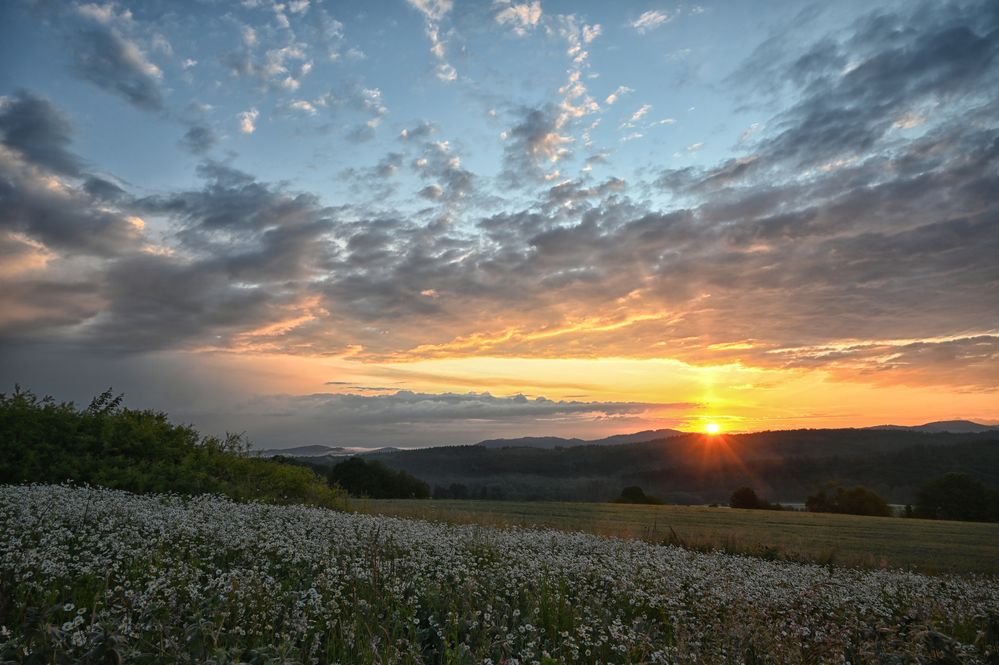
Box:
<box><xmin>0</xmin><ymin>0</ymin><xmax>995</xmax><ymax>448</ymax></box>
<box><xmin>3</xmin><ymin>1</ymin><xmax>999</xmax><ymax>660</ymax></box>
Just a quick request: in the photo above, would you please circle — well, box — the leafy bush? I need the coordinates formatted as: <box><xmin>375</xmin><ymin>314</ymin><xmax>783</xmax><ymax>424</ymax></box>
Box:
<box><xmin>806</xmin><ymin>484</ymin><xmax>891</xmax><ymax>517</ymax></box>
<box><xmin>0</xmin><ymin>386</ymin><xmax>347</xmax><ymax>509</ymax></box>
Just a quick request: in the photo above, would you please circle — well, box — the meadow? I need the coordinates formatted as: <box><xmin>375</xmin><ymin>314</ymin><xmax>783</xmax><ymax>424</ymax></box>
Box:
<box><xmin>363</xmin><ymin>499</ymin><xmax>999</xmax><ymax>576</ymax></box>
<box><xmin>3</xmin><ymin>485</ymin><xmax>998</xmax><ymax>664</ymax></box>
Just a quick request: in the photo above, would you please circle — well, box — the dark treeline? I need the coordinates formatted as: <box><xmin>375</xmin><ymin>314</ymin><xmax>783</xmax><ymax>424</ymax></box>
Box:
<box><xmin>806</xmin><ymin>484</ymin><xmax>892</xmax><ymax>517</ymax></box>
<box><xmin>288</xmin><ymin>456</ymin><xmax>431</xmax><ymax>499</ymax></box>
<box><xmin>727</xmin><ymin>476</ymin><xmax>999</xmax><ymax>522</ymax></box>
<box><xmin>0</xmin><ymin>387</ymin><xmax>346</xmax><ymax>508</ymax></box>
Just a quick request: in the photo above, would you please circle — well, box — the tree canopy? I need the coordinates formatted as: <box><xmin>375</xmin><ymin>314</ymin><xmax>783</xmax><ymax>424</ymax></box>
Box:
<box><xmin>0</xmin><ymin>386</ymin><xmax>346</xmax><ymax>509</ymax></box>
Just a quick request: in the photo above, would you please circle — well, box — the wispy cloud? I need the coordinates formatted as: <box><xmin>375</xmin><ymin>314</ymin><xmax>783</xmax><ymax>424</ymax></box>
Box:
<box><xmin>631</xmin><ymin>10</ymin><xmax>672</xmax><ymax>33</ymax></box>
<box><xmin>494</xmin><ymin>1</ymin><xmax>543</xmax><ymax>36</ymax></box>
<box><xmin>406</xmin><ymin>0</ymin><xmax>457</xmax><ymax>82</ymax></box>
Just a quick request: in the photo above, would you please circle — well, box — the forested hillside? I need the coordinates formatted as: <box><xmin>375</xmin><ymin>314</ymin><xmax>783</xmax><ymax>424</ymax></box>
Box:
<box><xmin>357</xmin><ymin>430</ymin><xmax>999</xmax><ymax>503</ymax></box>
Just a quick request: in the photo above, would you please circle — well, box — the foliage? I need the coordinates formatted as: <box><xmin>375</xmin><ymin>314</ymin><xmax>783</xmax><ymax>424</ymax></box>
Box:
<box><xmin>363</xmin><ymin>430</ymin><xmax>999</xmax><ymax>503</ymax></box>
<box><xmin>729</xmin><ymin>486</ymin><xmax>783</xmax><ymax>510</ymax></box>
<box><xmin>806</xmin><ymin>483</ymin><xmax>891</xmax><ymax>517</ymax></box>
<box><xmin>4</xmin><ymin>485</ymin><xmax>999</xmax><ymax>664</ymax></box>
<box><xmin>0</xmin><ymin>386</ymin><xmax>347</xmax><ymax>509</ymax></box>
<box><xmin>915</xmin><ymin>473</ymin><xmax>999</xmax><ymax>522</ymax></box>
<box><xmin>319</xmin><ymin>456</ymin><xmax>430</xmax><ymax>499</ymax></box>
<box><xmin>616</xmin><ymin>486</ymin><xmax>663</xmax><ymax>504</ymax></box>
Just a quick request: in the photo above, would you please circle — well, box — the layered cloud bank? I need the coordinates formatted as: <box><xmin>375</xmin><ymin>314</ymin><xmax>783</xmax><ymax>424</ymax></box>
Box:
<box><xmin>1</xmin><ymin>0</ymin><xmax>997</xmax><ymax>442</ymax></box>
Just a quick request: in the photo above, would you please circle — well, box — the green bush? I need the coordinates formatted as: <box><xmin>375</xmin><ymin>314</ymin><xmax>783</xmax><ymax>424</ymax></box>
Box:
<box><xmin>0</xmin><ymin>386</ymin><xmax>347</xmax><ymax>509</ymax></box>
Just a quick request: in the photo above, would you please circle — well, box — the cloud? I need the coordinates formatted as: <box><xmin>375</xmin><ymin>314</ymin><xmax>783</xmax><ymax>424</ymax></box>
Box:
<box><xmin>85</xmin><ymin>162</ymin><xmax>339</xmax><ymax>352</ymax></box>
<box><xmin>178</xmin><ymin>125</ymin><xmax>216</xmax><ymax>155</ymax></box>
<box><xmin>400</xmin><ymin>121</ymin><xmax>437</xmax><ymax>141</ymax></box>
<box><xmin>3</xmin><ymin>0</ymin><xmax>998</xmax><ymax>397</ymax></box>
<box><xmin>0</xmin><ymin>91</ymin><xmax>82</xmax><ymax>176</ymax></box>
<box><xmin>249</xmin><ymin>390</ymin><xmax>657</xmax><ymax>424</ymax></box>
<box><xmin>231</xmin><ymin>390</ymin><xmax>690</xmax><ymax>444</ymax></box>
<box><xmin>406</xmin><ymin>0</ymin><xmax>457</xmax><ymax>82</ymax></box>
<box><xmin>631</xmin><ymin>10</ymin><xmax>672</xmax><ymax>33</ymax></box>
<box><xmin>313</xmin><ymin>85</ymin><xmax>389</xmax><ymax>142</ymax></box>
<box><xmin>495</xmin><ymin>1</ymin><xmax>542</xmax><ymax>36</ymax></box>
<box><xmin>0</xmin><ymin>95</ymin><xmax>145</xmax><ymax>259</ymax></box>
<box><xmin>68</xmin><ymin>23</ymin><xmax>164</xmax><ymax>111</ymax></box>
<box><xmin>410</xmin><ymin>139</ymin><xmax>476</xmax><ymax>203</ymax></box>
<box><xmin>605</xmin><ymin>85</ymin><xmax>633</xmax><ymax>105</ymax></box>
<box><xmin>500</xmin><ymin>105</ymin><xmax>573</xmax><ymax>185</ymax></box>
<box><xmin>288</xmin><ymin>100</ymin><xmax>318</xmax><ymax>116</ymax></box>
<box><xmin>238</xmin><ymin>108</ymin><xmax>259</xmax><ymax>134</ymax></box>
<box><xmin>222</xmin><ymin>43</ymin><xmax>313</xmax><ymax>92</ymax></box>
<box><xmin>732</xmin><ymin>1</ymin><xmax>999</xmax><ymax>174</ymax></box>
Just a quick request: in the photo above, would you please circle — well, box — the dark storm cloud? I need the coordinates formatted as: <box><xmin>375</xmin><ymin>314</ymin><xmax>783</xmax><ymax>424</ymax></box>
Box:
<box><xmin>78</xmin><ymin>162</ymin><xmax>344</xmax><ymax>350</ymax></box>
<box><xmin>0</xmin><ymin>278</ymin><xmax>104</xmax><ymax>341</ymax></box>
<box><xmin>0</xmin><ymin>91</ymin><xmax>82</xmax><ymax>176</ymax></box>
<box><xmin>0</xmin><ymin>95</ymin><xmax>142</xmax><ymax>257</ymax></box>
<box><xmin>69</xmin><ymin>26</ymin><xmax>164</xmax><ymax>111</ymax></box>
<box><xmin>91</xmin><ymin>254</ymin><xmax>279</xmax><ymax>351</ymax></box>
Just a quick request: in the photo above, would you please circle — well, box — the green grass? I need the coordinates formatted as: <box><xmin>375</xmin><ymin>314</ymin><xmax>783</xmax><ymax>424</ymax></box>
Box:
<box><xmin>362</xmin><ymin>499</ymin><xmax>999</xmax><ymax>576</ymax></box>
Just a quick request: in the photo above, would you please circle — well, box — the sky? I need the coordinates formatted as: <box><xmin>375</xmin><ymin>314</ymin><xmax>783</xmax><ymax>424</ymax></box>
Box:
<box><xmin>1</xmin><ymin>0</ymin><xmax>997</xmax><ymax>448</ymax></box>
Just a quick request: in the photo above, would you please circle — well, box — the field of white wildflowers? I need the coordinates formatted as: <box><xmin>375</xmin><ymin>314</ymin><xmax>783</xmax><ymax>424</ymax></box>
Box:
<box><xmin>2</xmin><ymin>485</ymin><xmax>997</xmax><ymax>664</ymax></box>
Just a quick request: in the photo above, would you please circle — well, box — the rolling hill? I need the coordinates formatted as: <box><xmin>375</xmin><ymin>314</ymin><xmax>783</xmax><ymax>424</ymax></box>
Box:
<box><xmin>355</xmin><ymin>428</ymin><xmax>999</xmax><ymax>504</ymax></box>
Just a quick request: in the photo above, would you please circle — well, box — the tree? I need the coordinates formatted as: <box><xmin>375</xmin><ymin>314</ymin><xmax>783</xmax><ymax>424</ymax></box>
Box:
<box><xmin>616</xmin><ymin>486</ymin><xmax>662</xmax><ymax>504</ymax></box>
<box><xmin>914</xmin><ymin>473</ymin><xmax>990</xmax><ymax>522</ymax></box>
<box><xmin>324</xmin><ymin>457</ymin><xmax>430</xmax><ymax>499</ymax></box>
<box><xmin>730</xmin><ymin>486</ymin><xmax>761</xmax><ymax>509</ymax></box>
<box><xmin>806</xmin><ymin>484</ymin><xmax>890</xmax><ymax>517</ymax></box>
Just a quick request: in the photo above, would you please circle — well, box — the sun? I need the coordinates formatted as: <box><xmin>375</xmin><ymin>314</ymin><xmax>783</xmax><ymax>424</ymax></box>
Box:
<box><xmin>705</xmin><ymin>422</ymin><xmax>721</xmax><ymax>435</ymax></box>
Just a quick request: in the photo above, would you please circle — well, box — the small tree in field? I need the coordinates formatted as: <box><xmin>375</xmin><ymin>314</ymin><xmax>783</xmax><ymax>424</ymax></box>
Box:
<box><xmin>730</xmin><ymin>486</ymin><xmax>761</xmax><ymax>509</ymax></box>
<box><xmin>915</xmin><ymin>473</ymin><xmax>991</xmax><ymax>522</ymax></box>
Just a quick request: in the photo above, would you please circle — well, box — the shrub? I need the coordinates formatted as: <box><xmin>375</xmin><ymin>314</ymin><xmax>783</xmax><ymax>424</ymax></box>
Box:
<box><xmin>0</xmin><ymin>386</ymin><xmax>347</xmax><ymax>509</ymax></box>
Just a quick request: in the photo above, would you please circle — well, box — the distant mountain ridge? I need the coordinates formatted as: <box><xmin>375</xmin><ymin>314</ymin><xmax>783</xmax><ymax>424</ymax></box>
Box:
<box><xmin>253</xmin><ymin>422</ymin><xmax>996</xmax><ymax>457</ymax></box>
<box><xmin>360</xmin><ymin>428</ymin><xmax>999</xmax><ymax>504</ymax></box>
<box><xmin>477</xmin><ymin>428</ymin><xmax>684</xmax><ymax>449</ymax></box>
<box><xmin>866</xmin><ymin>420</ymin><xmax>998</xmax><ymax>433</ymax></box>
<box><xmin>253</xmin><ymin>445</ymin><xmax>399</xmax><ymax>458</ymax></box>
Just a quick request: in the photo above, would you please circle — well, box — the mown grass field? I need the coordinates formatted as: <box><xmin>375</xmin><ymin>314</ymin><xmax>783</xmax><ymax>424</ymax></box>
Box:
<box><xmin>362</xmin><ymin>499</ymin><xmax>999</xmax><ymax>575</ymax></box>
